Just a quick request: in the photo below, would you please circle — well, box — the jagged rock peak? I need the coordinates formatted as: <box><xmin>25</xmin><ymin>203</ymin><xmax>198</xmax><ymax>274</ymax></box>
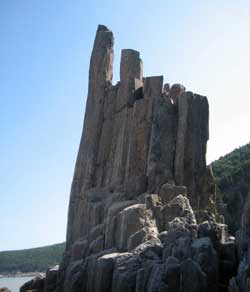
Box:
<box><xmin>97</xmin><ymin>24</ymin><xmax>110</xmax><ymax>31</ymax></box>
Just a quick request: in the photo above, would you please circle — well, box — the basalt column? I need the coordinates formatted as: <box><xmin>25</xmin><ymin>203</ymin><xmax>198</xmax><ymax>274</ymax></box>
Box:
<box><xmin>109</xmin><ymin>49</ymin><xmax>143</xmax><ymax>186</ymax></box>
<box><xmin>125</xmin><ymin>76</ymin><xmax>163</xmax><ymax>181</ymax></box>
<box><xmin>66</xmin><ymin>25</ymin><xmax>114</xmax><ymax>248</ymax></box>
<box><xmin>147</xmin><ymin>87</ymin><xmax>178</xmax><ymax>192</ymax></box>
<box><xmin>174</xmin><ymin>92</ymin><xmax>209</xmax><ymax>208</ymax></box>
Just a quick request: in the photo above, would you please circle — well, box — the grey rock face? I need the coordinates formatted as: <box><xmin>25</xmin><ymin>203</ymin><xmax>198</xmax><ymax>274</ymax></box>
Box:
<box><xmin>169</xmin><ymin>83</ymin><xmax>186</xmax><ymax>103</ymax></box>
<box><xmin>147</xmin><ymin>95</ymin><xmax>177</xmax><ymax>192</ymax></box>
<box><xmin>44</xmin><ymin>265</ymin><xmax>59</xmax><ymax>292</ymax></box>
<box><xmin>174</xmin><ymin>92</ymin><xmax>210</xmax><ymax>209</ymax></box>
<box><xmin>21</xmin><ymin>25</ymin><xmax>240</xmax><ymax>292</ymax></box>
<box><xmin>66</xmin><ymin>24</ymin><xmax>114</xmax><ymax>248</ymax></box>
<box><xmin>180</xmin><ymin>259</ymin><xmax>207</xmax><ymax>292</ymax></box>
<box><xmin>64</xmin><ymin>25</ymin><xmax>212</xmax><ymax>254</ymax></box>
<box><xmin>192</xmin><ymin>237</ymin><xmax>219</xmax><ymax>292</ymax></box>
<box><xmin>159</xmin><ymin>183</ymin><xmax>187</xmax><ymax>204</ymax></box>
<box><xmin>161</xmin><ymin>195</ymin><xmax>196</xmax><ymax>231</ymax></box>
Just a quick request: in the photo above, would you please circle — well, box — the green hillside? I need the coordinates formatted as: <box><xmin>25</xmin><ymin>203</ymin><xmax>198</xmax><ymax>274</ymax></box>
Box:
<box><xmin>0</xmin><ymin>242</ymin><xmax>65</xmax><ymax>275</ymax></box>
<box><xmin>212</xmin><ymin>142</ymin><xmax>250</xmax><ymax>234</ymax></box>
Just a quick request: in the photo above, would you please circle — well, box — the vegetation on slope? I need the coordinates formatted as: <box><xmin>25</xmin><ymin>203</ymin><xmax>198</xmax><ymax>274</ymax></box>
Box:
<box><xmin>0</xmin><ymin>243</ymin><xmax>65</xmax><ymax>275</ymax></box>
<box><xmin>212</xmin><ymin>142</ymin><xmax>250</xmax><ymax>234</ymax></box>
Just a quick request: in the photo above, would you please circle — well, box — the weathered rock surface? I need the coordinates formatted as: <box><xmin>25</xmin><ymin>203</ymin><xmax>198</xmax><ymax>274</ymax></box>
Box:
<box><xmin>228</xmin><ymin>188</ymin><xmax>250</xmax><ymax>292</ymax></box>
<box><xmin>44</xmin><ymin>266</ymin><xmax>59</xmax><ymax>292</ymax></box>
<box><xmin>20</xmin><ymin>275</ymin><xmax>45</xmax><ymax>292</ymax></box>
<box><xmin>21</xmin><ymin>24</ymin><xmax>242</xmax><ymax>292</ymax></box>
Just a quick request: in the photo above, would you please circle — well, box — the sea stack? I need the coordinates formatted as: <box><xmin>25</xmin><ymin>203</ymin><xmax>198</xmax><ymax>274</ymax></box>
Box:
<box><xmin>21</xmin><ymin>25</ymin><xmax>239</xmax><ymax>292</ymax></box>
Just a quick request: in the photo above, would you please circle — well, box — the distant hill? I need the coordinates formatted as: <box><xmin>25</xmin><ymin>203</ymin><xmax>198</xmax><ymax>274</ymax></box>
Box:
<box><xmin>0</xmin><ymin>242</ymin><xmax>65</xmax><ymax>275</ymax></box>
<box><xmin>212</xmin><ymin>142</ymin><xmax>250</xmax><ymax>234</ymax></box>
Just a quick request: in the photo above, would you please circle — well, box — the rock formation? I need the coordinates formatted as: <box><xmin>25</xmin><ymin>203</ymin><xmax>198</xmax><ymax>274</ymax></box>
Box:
<box><xmin>21</xmin><ymin>25</ymin><xmax>244</xmax><ymax>292</ymax></box>
<box><xmin>229</xmin><ymin>188</ymin><xmax>250</xmax><ymax>291</ymax></box>
<box><xmin>0</xmin><ymin>288</ymin><xmax>11</xmax><ymax>292</ymax></box>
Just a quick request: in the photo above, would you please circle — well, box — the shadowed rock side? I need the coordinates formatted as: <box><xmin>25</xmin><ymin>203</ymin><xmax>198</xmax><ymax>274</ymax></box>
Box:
<box><xmin>20</xmin><ymin>25</ymin><xmax>241</xmax><ymax>292</ymax></box>
<box><xmin>229</xmin><ymin>188</ymin><xmax>250</xmax><ymax>292</ymax></box>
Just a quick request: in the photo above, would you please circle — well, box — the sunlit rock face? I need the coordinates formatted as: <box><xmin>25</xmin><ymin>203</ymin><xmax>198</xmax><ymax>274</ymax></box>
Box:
<box><xmin>21</xmin><ymin>25</ymin><xmax>241</xmax><ymax>292</ymax></box>
<box><xmin>66</xmin><ymin>24</ymin><xmax>212</xmax><ymax>250</ymax></box>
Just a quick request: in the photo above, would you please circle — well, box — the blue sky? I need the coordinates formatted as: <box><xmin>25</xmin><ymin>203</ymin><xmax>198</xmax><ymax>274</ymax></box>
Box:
<box><xmin>0</xmin><ymin>0</ymin><xmax>249</xmax><ymax>251</ymax></box>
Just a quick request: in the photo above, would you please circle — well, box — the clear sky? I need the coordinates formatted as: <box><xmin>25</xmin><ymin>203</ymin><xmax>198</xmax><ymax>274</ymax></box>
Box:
<box><xmin>0</xmin><ymin>0</ymin><xmax>249</xmax><ymax>251</ymax></box>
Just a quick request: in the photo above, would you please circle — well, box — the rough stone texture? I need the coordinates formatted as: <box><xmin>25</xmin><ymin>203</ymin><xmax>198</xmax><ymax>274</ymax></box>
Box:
<box><xmin>174</xmin><ymin>92</ymin><xmax>209</xmax><ymax>209</ymax></box>
<box><xmin>161</xmin><ymin>194</ymin><xmax>196</xmax><ymax>231</ymax></box>
<box><xmin>159</xmin><ymin>182</ymin><xmax>187</xmax><ymax>204</ymax></box>
<box><xmin>169</xmin><ymin>83</ymin><xmax>186</xmax><ymax>103</ymax></box>
<box><xmin>64</xmin><ymin>25</ymin><xmax>212</xmax><ymax>253</ymax></box>
<box><xmin>21</xmin><ymin>25</ymin><xmax>242</xmax><ymax>292</ymax></box>
<box><xmin>180</xmin><ymin>259</ymin><xmax>207</xmax><ymax>292</ymax></box>
<box><xmin>126</xmin><ymin>76</ymin><xmax>163</xmax><ymax>181</ymax></box>
<box><xmin>20</xmin><ymin>275</ymin><xmax>45</xmax><ymax>292</ymax></box>
<box><xmin>147</xmin><ymin>95</ymin><xmax>177</xmax><ymax>192</ymax></box>
<box><xmin>192</xmin><ymin>237</ymin><xmax>219</xmax><ymax>292</ymax></box>
<box><xmin>66</xmin><ymin>24</ymin><xmax>114</xmax><ymax>248</ymax></box>
<box><xmin>44</xmin><ymin>265</ymin><xmax>59</xmax><ymax>292</ymax></box>
<box><xmin>228</xmin><ymin>189</ymin><xmax>250</xmax><ymax>292</ymax></box>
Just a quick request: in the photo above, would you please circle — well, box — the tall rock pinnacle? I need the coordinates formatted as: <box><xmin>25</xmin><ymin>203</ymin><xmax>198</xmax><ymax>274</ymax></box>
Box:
<box><xmin>65</xmin><ymin>22</ymin><xmax>215</xmax><ymax>254</ymax></box>
<box><xmin>66</xmin><ymin>25</ymin><xmax>114</xmax><ymax>247</ymax></box>
<box><xmin>22</xmin><ymin>25</ymin><xmax>239</xmax><ymax>292</ymax></box>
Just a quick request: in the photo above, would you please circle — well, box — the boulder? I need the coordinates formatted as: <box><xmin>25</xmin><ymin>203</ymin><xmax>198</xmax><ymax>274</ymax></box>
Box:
<box><xmin>161</xmin><ymin>195</ymin><xmax>196</xmax><ymax>230</ymax></box>
<box><xmin>20</xmin><ymin>275</ymin><xmax>45</xmax><ymax>292</ymax></box>
<box><xmin>116</xmin><ymin>204</ymin><xmax>158</xmax><ymax>250</ymax></box>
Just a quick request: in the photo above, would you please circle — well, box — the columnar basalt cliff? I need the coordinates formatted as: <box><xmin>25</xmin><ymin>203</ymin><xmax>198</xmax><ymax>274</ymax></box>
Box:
<box><xmin>66</xmin><ymin>24</ymin><xmax>213</xmax><ymax>250</ymax></box>
<box><xmin>21</xmin><ymin>25</ymin><xmax>241</xmax><ymax>292</ymax></box>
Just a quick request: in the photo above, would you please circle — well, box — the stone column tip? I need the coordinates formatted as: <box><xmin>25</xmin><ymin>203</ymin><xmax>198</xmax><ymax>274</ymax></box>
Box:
<box><xmin>121</xmin><ymin>49</ymin><xmax>140</xmax><ymax>58</ymax></box>
<box><xmin>97</xmin><ymin>24</ymin><xmax>110</xmax><ymax>32</ymax></box>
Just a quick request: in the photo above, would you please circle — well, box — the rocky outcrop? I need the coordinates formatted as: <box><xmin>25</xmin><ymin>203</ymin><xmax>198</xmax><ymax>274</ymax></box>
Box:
<box><xmin>65</xmin><ymin>24</ymin><xmax>213</xmax><ymax>251</ymax></box>
<box><xmin>228</xmin><ymin>188</ymin><xmax>250</xmax><ymax>292</ymax></box>
<box><xmin>20</xmin><ymin>275</ymin><xmax>45</xmax><ymax>292</ymax></box>
<box><xmin>21</xmin><ymin>25</ymin><xmax>240</xmax><ymax>292</ymax></box>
